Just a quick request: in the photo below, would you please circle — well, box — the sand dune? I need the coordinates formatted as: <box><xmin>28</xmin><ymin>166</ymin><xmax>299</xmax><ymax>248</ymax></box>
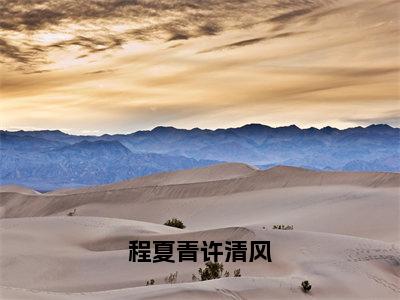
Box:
<box><xmin>1</xmin><ymin>217</ymin><xmax>399</xmax><ymax>299</ymax></box>
<box><xmin>0</xmin><ymin>165</ymin><xmax>398</xmax><ymax>241</ymax></box>
<box><xmin>46</xmin><ymin>163</ymin><xmax>259</xmax><ymax>195</ymax></box>
<box><xmin>0</xmin><ymin>185</ymin><xmax>41</xmax><ymax>195</ymax></box>
<box><xmin>1</xmin><ymin>164</ymin><xmax>399</xmax><ymax>299</ymax></box>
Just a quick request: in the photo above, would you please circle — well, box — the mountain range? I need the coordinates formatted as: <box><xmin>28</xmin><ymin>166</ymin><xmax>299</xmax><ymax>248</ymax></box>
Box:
<box><xmin>1</xmin><ymin>124</ymin><xmax>398</xmax><ymax>190</ymax></box>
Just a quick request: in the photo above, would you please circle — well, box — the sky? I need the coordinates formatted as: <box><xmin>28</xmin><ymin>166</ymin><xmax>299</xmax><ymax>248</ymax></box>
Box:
<box><xmin>0</xmin><ymin>0</ymin><xmax>399</xmax><ymax>135</ymax></box>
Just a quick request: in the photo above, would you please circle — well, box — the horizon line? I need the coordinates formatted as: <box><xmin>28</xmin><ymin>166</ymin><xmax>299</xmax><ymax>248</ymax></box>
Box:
<box><xmin>1</xmin><ymin>123</ymin><xmax>398</xmax><ymax>137</ymax></box>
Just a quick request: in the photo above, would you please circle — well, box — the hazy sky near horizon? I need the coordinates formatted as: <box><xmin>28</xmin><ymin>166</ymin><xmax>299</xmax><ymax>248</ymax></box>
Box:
<box><xmin>1</xmin><ymin>0</ymin><xmax>399</xmax><ymax>134</ymax></box>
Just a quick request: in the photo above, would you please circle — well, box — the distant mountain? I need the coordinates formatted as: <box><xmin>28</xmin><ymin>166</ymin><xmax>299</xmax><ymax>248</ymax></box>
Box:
<box><xmin>0</xmin><ymin>137</ymin><xmax>217</xmax><ymax>191</ymax></box>
<box><xmin>1</xmin><ymin>124</ymin><xmax>399</xmax><ymax>190</ymax></box>
<box><xmin>56</xmin><ymin>140</ymin><xmax>132</xmax><ymax>157</ymax></box>
<box><xmin>0</xmin><ymin>131</ymin><xmax>68</xmax><ymax>151</ymax></box>
<box><xmin>111</xmin><ymin>124</ymin><xmax>399</xmax><ymax>168</ymax></box>
<box><xmin>342</xmin><ymin>154</ymin><xmax>400</xmax><ymax>173</ymax></box>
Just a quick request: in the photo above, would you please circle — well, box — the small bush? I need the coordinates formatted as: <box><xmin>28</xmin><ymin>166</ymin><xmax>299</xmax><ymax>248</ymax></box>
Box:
<box><xmin>301</xmin><ymin>280</ymin><xmax>312</xmax><ymax>293</ymax></box>
<box><xmin>67</xmin><ymin>209</ymin><xmax>76</xmax><ymax>216</ymax></box>
<box><xmin>272</xmin><ymin>224</ymin><xmax>293</xmax><ymax>230</ymax></box>
<box><xmin>233</xmin><ymin>269</ymin><xmax>241</xmax><ymax>277</ymax></box>
<box><xmin>192</xmin><ymin>262</ymin><xmax>243</xmax><ymax>282</ymax></box>
<box><xmin>198</xmin><ymin>261</ymin><xmax>224</xmax><ymax>281</ymax></box>
<box><xmin>165</xmin><ymin>271</ymin><xmax>178</xmax><ymax>284</ymax></box>
<box><xmin>164</xmin><ymin>218</ymin><xmax>185</xmax><ymax>229</ymax></box>
<box><xmin>146</xmin><ymin>279</ymin><xmax>155</xmax><ymax>286</ymax></box>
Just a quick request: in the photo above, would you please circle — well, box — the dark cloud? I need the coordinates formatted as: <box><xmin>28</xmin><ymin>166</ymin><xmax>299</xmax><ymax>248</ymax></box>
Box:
<box><xmin>49</xmin><ymin>35</ymin><xmax>124</xmax><ymax>54</ymax></box>
<box><xmin>197</xmin><ymin>23</ymin><xmax>223</xmax><ymax>36</ymax></box>
<box><xmin>0</xmin><ymin>38</ymin><xmax>30</xmax><ymax>63</ymax></box>
<box><xmin>168</xmin><ymin>32</ymin><xmax>191</xmax><ymax>41</ymax></box>
<box><xmin>24</xmin><ymin>69</ymin><xmax>52</xmax><ymax>74</ymax></box>
<box><xmin>198</xmin><ymin>31</ymin><xmax>305</xmax><ymax>53</ymax></box>
<box><xmin>84</xmin><ymin>69</ymin><xmax>116</xmax><ymax>75</ymax></box>
<box><xmin>268</xmin><ymin>8</ymin><xmax>315</xmax><ymax>24</ymax></box>
<box><xmin>21</xmin><ymin>8</ymin><xmax>65</xmax><ymax>30</ymax></box>
<box><xmin>0</xmin><ymin>21</ymin><xmax>19</xmax><ymax>30</ymax></box>
<box><xmin>204</xmin><ymin>37</ymin><xmax>268</xmax><ymax>52</ymax></box>
<box><xmin>0</xmin><ymin>0</ymin><xmax>329</xmax><ymax>68</ymax></box>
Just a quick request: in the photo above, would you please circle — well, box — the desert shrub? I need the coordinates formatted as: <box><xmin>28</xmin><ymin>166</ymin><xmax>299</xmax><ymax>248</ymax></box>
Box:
<box><xmin>67</xmin><ymin>209</ymin><xmax>76</xmax><ymax>216</ymax></box>
<box><xmin>198</xmin><ymin>261</ymin><xmax>224</xmax><ymax>281</ymax></box>
<box><xmin>301</xmin><ymin>280</ymin><xmax>312</xmax><ymax>293</ymax></box>
<box><xmin>193</xmin><ymin>262</ymin><xmax>243</xmax><ymax>281</ymax></box>
<box><xmin>164</xmin><ymin>218</ymin><xmax>185</xmax><ymax>229</ymax></box>
<box><xmin>146</xmin><ymin>279</ymin><xmax>155</xmax><ymax>286</ymax></box>
<box><xmin>165</xmin><ymin>271</ymin><xmax>178</xmax><ymax>284</ymax></box>
<box><xmin>233</xmin><ymin>269</ymin><xmax>241</xmax><ymax>277</ymax></box>
<box><xmin>272</xmin><ymin>224</ymin><xmax>293</xmax><ymax>230</ymax></box>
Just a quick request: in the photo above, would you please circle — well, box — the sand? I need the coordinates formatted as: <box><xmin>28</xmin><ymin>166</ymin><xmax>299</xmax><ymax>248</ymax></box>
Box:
<box><xmin>1</xmin><ymin>163</ymin><xmax>399</xmax><ymax>299</ymax></box>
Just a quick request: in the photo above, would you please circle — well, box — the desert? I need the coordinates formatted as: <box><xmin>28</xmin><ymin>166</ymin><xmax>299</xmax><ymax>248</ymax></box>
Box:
<box><xmin>1</xmin><ymin>163</ymin><xmax>399</xmax><ymax>299</ymax></box>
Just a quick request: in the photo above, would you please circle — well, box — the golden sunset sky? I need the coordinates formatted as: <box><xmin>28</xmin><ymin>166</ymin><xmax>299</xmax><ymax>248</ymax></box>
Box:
<box><xmin>1</xmin><ymin>0</ymin><xmax>399</xmax><ymax>134</ymax></box>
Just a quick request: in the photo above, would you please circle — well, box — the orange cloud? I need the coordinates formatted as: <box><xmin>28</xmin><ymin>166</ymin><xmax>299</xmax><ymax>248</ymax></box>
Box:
<box><xmin>1</xmin><ymin>0</ymin><xmax>399</xmax><ymax>133</ymax></box>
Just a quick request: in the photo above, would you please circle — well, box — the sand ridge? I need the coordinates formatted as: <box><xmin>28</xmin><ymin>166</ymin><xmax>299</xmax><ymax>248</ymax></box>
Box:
<box><xmin>1</xmin><ymin>164</ymin><xmax>399</xmax><ymax>299</ymax></box>
<box><xmin>1</xmin><ymin>217</ymin><xmax>399</xmax><ymax>299</ymax></box>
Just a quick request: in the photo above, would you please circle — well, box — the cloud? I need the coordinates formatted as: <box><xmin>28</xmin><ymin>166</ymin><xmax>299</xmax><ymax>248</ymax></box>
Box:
<box><xmin>342</xmin><ymin>110</ymin><xmax>400</xmax><ymax>127</ymax></box>
<box><xmin>201</xmin><ymin>37</ymin><xmax>268</xmax><ymax>53</ymax></box>
<box><xmin>84</xmin><ymin>69</ymin><xmax>116</xmax><ymax>75</ymax></box>
<box><xmin>21</xmin><ymin>8</ymin><xmax>65</xmax><ymax>30</ymax></box>
<box><xmin>49</xmin><ymin>35</ymin><xmax>124</xmax><ymax>54</ymax></box>
<box><xmin>0</xmin><ymin>0</ymin><xmax>327</xmax><ymax>68</ymax></box>
<box><xmin>0</xmin><ymin>38</ymin><xmax>28</xmax><ymax>63</ymax></box>
<box><xmin>2</xmin><ymin>0</ymin><xmax>399</xmax><ymax>134</ymax></box>
<box><xmin>198</xmin><ymin>31</ymin><xmax>305</xmax><ymax>53</ymax></box>
<box><xmin>268</xmin><ymin>8</ymin><xmax>315</xmax><ymax>24</ymax></box>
